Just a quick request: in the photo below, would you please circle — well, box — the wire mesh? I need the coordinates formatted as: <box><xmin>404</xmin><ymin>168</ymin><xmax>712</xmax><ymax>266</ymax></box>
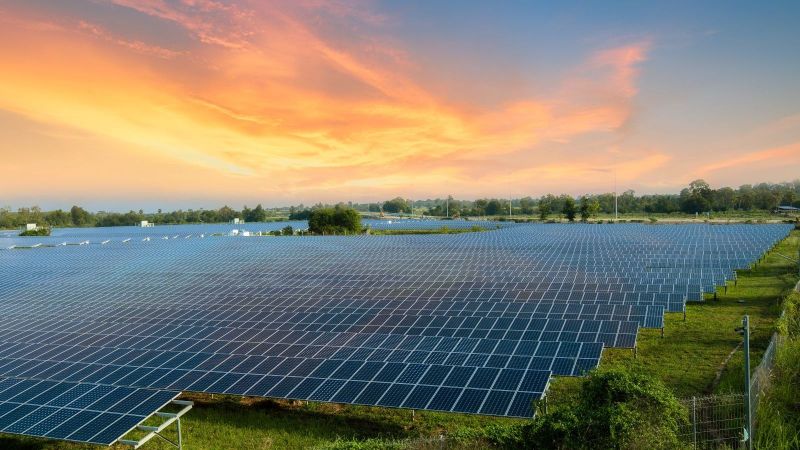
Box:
<box><xmin>679</xmin><ymin>332</ymin><xmax>784</xmax><ymax>449</ymax></box>
<box><xmin>680</xmin><ymin>394</ymin><xmax>747</xmax><ymax>449</ymax></box>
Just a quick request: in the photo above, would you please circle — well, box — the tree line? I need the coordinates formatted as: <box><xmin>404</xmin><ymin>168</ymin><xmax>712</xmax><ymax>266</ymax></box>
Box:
<box><xmin>420</xmin><ymin>179</ymin><xmax>800</xmax><ymax>218</ymax></box>
<box><xmin>0</xmin><ymin>204</ymin><xmax>282</xmax><ymax>229</ymax></box>
<box><xmin>2</xmin><ymin>179</ymin><xmax>797</xmax><ymax>229</ymax></box>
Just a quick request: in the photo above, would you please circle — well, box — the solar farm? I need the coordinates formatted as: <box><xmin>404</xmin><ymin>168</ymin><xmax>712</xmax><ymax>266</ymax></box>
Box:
<box><xmin>0</xmin><ymin>222</ymin><xmax>794</xmax><ymax>447</ymax></box>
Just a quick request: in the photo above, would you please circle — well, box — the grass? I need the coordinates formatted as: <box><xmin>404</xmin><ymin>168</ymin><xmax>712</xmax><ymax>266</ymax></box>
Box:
<box><xmin>368</xmin><ymin>226</ymin><xmax>490</xmax><ymax>235</ymax></box>
<box><xmin>2</xmin><ymin>231</ymin><xmax>798</xmax><ymax>450</ymax></box>
<box><xmin>754</xmin><ymin>332</ymin><xmax>800</xmax><ymax>450</ymax></box>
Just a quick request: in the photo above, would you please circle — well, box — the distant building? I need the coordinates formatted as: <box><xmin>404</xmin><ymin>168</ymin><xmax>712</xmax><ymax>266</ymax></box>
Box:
<box><xmin>231</xmin><ymin>218</ymin><xmax>243</xmax><ymax>224</ymax></box>
<box><xmin>25</xmin><ymin>223</ymin><xmax>37</xmax><ymax>231</ymax></box>
<box><xmin>140</xmin><ymin>220</ymin><xmax>154</xmax><ymax>227</ymax></box>
<box><xmin>774</xmin><ymin>205</ymin><xmax>800</xmax><ymax>214</ymax></box>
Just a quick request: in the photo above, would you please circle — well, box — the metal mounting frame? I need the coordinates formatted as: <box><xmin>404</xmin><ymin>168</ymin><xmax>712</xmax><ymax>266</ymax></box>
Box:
<box><xmin>119</xmin><ymin>400</ymin><xmax>193</xmax><ymax>449</ymax></box>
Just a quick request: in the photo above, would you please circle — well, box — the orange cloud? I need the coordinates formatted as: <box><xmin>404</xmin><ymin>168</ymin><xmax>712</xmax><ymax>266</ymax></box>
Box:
<box><xmin>696</xmin><ymin>142</ymin><xmax>800</xmax><ymax>175</ymax></box>
<box><xmin>0</xmin><ymin>1</ymin><xmax>653</xmax><ymax>203</ymax></box>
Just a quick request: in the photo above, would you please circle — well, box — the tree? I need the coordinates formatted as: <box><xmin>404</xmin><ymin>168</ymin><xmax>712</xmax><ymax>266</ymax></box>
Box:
<box><xmin>473</xmin><ymin>199</ymin><xmax>489</xmax><ymax>216</ymax></box>
<box><xmin>579</xmin><ymin>196</ymin><xmax>590</xmax><ymax>222</ymax></box>
<box><xmin>680</xmin><ymin>179</ymin><xmax>713</xmax><ymax>213</ymax></box>
<box><xmin>588</xmin><ymin>198</ymin><xmax>601</xmax><ymax>218</ymax></box>
<box><xmin>519</xmin><ymin>197</ymin><xmax>535</xmax><ymax>215</ymax></box>
<box><xmin>713</xmin><ymin>187</ymin><xmax>736</xmax><ymax>211</ymax></box>
<box><xmin>485</xmin><ymin>199</ymin><xmax>504</xmax><ymax>216</ymax></box>
<box><xmin>383</xmin><ymin>197</ymin><xmax>410</xmax><ymax>214</ymax></box>
<box><xmin>45</xmin><ymin>209</ymin><xmax>72</xmax><ymax>227</ymax></box>
<box><xmin>217</xmin><ymin>206</ymin><xmax>237</xmax><ymax>222</ymax></box>
<box><xmin>308</xmin><ymin>206</ymin><xmax>361</xmax><ymax>234</ymax></box>
<box><xmin>538</xmin><ymin>200</ymin><xmax>552</xmax><ymax>221</ymax></box>
<box><xmin>563</xmin><ymin>197</ymin><xmax>577</xmax><ymax>222</ymax></box>
<box><xmin>244</xmin><ymin>204</ymin><xmax>267</xmax><ymax>222</ymax></box>
<box><xmin>70</xmin><ymin>205</ymin><xmax>92</xmax><ymax>227</ymax></box>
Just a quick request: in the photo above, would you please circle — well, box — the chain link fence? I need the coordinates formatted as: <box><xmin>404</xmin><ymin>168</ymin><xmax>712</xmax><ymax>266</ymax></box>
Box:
<box><xmin>679</xmin><ymin>332</ymin><xmax>784</xmax><ymax>449</ymax></box>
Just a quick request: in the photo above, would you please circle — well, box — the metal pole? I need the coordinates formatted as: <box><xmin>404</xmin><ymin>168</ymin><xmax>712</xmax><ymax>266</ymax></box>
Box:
<box><xmin>743</xmin><ymin>315</ymin><xmax>752</xmax><ymax>450</ymax></box>
<box><xmin>177</xmin><ymin>417</ymin><xmax>182</xmax><ymax>450</ymax></box>
<box><xmin>614</xmin><ymin>172</ymin><xmax>618</xmax><ymax>221</ymax></box>
<box><xmin>692</xmin><ymin>396</ymin><xmax>697</xmax><ymax>450</ymax></box>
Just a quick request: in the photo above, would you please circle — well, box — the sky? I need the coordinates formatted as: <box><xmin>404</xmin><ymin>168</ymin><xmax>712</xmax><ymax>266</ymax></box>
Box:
<box><xmin>0</xmin><ymin>0</ymin><xmax>799</xmax><ymax>210</ymax></box>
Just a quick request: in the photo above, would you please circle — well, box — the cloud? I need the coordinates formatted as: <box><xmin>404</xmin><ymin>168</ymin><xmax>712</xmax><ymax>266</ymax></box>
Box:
<box><xmin>78</xmin><ymin>20</ymin><xmax>183</xmax><ymax>59</ymax></box>
<box><xmin>696</xmin><ymin>142</ymin><xmax>800</xmax><ymax>175</ymax></box>
<box><xmin>0</xmin><ymin>0</ymin><xmax>654</xmax><ymax>202</ymax></box>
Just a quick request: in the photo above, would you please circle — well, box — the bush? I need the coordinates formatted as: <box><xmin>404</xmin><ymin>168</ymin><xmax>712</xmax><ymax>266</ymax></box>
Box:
<box><xmin>522</xmin><ymin>369</ymin><xmax>686</xmax><ymax>449</ymax></box>
<box><xmin>19</xmin><ymin>227</ymin><xmax>50</xmax><ymax>236</ymax></box>
<box><xmin>308</xmin><ymin>206</ymin><xmax>362</xmax><ymax>235</ymax></box>
<box><xmin>281</xmin><ymin>226</ymin><xmax>294</xmax><ymax>236</ymax></box>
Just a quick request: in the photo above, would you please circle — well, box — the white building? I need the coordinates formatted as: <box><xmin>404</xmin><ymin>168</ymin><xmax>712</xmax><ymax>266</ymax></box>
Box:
<box><xmin>231</xmin><ymin>218</ymin><xmax>243</xmax><ymax>224</ymax></box>
<box><xmin>140</xmin><ymin>220</ymin><xmax>154</xmax><ymax>228</ymax></box>
<box><xmin>25</xmin><ymin>223</ymin><xmax>37</xmax><ymax>231</ymax></box>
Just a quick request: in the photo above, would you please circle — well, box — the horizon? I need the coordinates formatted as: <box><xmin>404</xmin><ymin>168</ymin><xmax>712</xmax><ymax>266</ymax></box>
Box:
<box><xmin>1</xmin><ymin>1</ymin><xmax>799</xmax><ymax>210</ymax></box>
<box><xmin>2</xmin><ymin>178</ymin><xmax>798</xmax><ymax>213</ymax></box>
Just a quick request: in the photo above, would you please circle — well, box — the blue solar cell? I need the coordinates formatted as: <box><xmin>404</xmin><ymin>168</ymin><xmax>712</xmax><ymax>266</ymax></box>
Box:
<box><xmin>453</xmin><ymin>389</ymin><xmax>488</xmax><ymax>414</ymax></box>
<box><xmin>355</xmin><ymin>382</ymin><xmax>391</xmax><ymax>404</ymax></box>
<box><xmin>377</xmin><ymin>384</ymin><xmax>413</xmax><ymax>407</ymax></box>
<box><xmin>428</xmin><ymin>387</ymin><xmax>461</xmax><ymax>411</ymax></box>
<box><xmin>331</xmin><ymin>380</ymin><xmax>368</xmax><ymax>403</ymax></box>
<box><xmin>402</xmin><ymin>385</ymin><xmax>438</xmax><ymax>409</ymax></box>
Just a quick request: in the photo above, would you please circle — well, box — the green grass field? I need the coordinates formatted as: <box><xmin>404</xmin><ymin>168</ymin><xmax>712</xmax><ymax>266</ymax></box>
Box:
<box><xmin>3</xmin><ymin>230</ymin><xmax>798</xmax><ymax>450</ymax></box>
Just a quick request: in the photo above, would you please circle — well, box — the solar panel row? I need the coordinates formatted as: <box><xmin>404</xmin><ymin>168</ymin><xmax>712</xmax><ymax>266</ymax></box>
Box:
<box><xmin>0</xmin><ymin>376</ymin><xmax>177</xmax><ymax>445</ymax></box>
<box><xmin>0</xmin><ymin>223</ymin><xmax>791</xmax><ymax>441</ymax></box>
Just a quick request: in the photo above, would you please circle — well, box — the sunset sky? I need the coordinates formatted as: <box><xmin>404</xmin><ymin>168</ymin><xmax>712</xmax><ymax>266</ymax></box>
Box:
<box><xmin>1</xmin><ymin>0</ymin><xmax>799</xmax><ymax>210</ymax></box>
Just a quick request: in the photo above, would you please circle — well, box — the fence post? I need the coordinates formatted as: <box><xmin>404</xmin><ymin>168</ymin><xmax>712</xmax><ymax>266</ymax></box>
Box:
<box><xmin>743</xmin><ymin>315</ymin><xmax>753</xmax><ymax>450</ymax></box>
<box><xmin>692</xmin><ymin>396</ymin><xmax>697</xmax><ymax>450</ymax></box>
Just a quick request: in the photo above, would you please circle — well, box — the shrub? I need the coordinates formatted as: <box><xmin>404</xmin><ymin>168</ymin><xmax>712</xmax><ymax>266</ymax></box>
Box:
<box><xmin>19</xmin><ymin>227</ymin><xmax>51</xmax><ymax>236</ymax></box>
<box><xmin>522</xmin><ymin>369</ymin><xmax>686</xmax><ymax>449</ymax></box>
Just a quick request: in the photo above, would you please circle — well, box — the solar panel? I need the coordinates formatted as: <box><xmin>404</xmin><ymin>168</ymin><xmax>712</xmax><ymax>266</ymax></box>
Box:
<box><xmin>0</xmin><ymin>376</ymin><xmax>177</xmax><ymax>445</ymax></box>
<box><xmin>0</xmin><ymin>222</ymin><xmax>791</xmax><ymax>434</ymax></box>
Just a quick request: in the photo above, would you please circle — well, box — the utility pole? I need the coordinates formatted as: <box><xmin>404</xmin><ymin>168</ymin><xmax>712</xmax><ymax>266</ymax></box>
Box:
<box><xmin>614</xmin><ymin>172</ymin><xmax>618</xmax><ymax>221</ymax></box>
<box><xmin>736</xmin><ymin>315</ymin><xmax>752</xmax><ymax>450</ymax></box>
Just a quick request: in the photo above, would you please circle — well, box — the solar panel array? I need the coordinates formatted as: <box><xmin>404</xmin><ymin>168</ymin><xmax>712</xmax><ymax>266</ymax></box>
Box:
<box><xmin>0</xmin><ymin>376</ymin><xmax>177</xmax><ymax>445</ymax></box>
<box><xmin>0</xmin><ymin>223</ymin><xmax>791</xmax><ymax>443</ymax></box>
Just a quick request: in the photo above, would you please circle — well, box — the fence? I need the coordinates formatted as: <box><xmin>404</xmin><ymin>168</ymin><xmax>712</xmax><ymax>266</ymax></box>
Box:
<box><xmin>680</xmin><ymin>332</ymin><xmax>784</xmax><ymax>449</ymax></box>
